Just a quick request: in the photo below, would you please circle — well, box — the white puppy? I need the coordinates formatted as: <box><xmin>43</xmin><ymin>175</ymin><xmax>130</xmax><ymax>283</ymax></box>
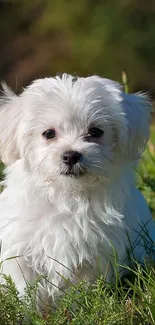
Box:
<box><xmin>0</xmin><ymin>74</ymin><xmax>154</xmax><ymax>301</ymax></box>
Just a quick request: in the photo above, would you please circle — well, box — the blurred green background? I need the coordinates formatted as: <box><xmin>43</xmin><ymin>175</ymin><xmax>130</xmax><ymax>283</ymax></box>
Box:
<box><xmin>0</xmin><ymin>0</ymin><xmax>155</xmax><ymax>96</ymax></box>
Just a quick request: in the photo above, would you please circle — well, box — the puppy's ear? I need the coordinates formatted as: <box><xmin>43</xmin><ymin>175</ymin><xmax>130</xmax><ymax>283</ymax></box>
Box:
<box><xmin>97</xmin><ymin>77</ymin><xmax>151</xmax><ymax>159</ymax></box>
<box><xmin>0</xmin><ymin>84</ymin><xmax>22</xmax><ymax>165</ymax></box>
<box><xmin>122</xmin><ymin>92</ymin><xmax>152</xmax><ymax>159</ymax></box>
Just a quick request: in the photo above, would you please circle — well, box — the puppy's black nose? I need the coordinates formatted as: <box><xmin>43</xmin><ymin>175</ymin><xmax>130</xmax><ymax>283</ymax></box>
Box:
<box><xmin>62</xmin><ymin>151</ymin><xmax>82</xmax><ymax>166</ymax></box>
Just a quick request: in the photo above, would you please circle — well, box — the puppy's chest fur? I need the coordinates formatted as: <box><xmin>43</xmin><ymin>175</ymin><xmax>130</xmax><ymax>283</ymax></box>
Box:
<box><xmin>23</xmin><ymin>194</ymin><xmax>104</xmax><ymax>262</ymax></box>
<box><xmin>0</xmin><ymin>174</ymin><xmax>127</xmax><ymax>290</ymax></box>
<box><xmin>42</xmin><ymin>201</ymin><xmax>125</xmax><ymax>281</ymax></box>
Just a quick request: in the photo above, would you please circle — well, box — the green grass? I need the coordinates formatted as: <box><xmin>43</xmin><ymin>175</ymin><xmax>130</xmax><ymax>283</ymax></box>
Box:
<box><xmin>0</xmin><ymin>128</ymin><xmax>155</xmax><ymax>325</ymax></box>
<box><xmin>138</xmin><ymin>126</ymin><xmax>155</xmax><ymax>214</ymax></box>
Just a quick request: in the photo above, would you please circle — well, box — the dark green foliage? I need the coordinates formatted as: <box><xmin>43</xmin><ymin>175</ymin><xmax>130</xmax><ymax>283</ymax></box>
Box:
<box><xmin>0</xmin><ymin>275</ymin><xmax>23</xmax><ymax>325</ymax></box>
<box><xmin>0</xmin><ymin>1</ymin><xmax>155</xmax><ymax>94</ymax></box>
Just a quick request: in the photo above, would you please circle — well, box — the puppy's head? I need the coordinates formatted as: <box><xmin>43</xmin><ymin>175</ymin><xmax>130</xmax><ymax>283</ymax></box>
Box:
<box><xmin>0</xmin><ymin>74</ymin><xmax>151</xmax><ymax>189</ymax></box>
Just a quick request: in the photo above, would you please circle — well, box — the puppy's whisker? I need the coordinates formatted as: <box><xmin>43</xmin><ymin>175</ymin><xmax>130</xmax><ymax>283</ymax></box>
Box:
<box><xmin>89</xmin><ymin>164</ymin><xmax>108</xmax><ymax>173</ymax></box>
<box><xmin>102</xmin><ymin>152</ymin><xmax>113</xmax><ymax>165</ymax></box>
<box><xmin>38</xmin><ymin>156</ymin><xmax>48</xmax><ymax>172</ymax></box>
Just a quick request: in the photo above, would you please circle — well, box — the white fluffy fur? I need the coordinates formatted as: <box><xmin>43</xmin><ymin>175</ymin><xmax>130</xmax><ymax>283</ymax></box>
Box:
<box><xmin>0</xmin><ymin>74</ymin><xmax>154</xmax><ymax>303</ymax></box>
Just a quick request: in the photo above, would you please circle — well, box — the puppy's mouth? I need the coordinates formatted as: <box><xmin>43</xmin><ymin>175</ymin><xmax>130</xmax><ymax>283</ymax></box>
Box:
<box><xmin>60</xmin><ymin>164</ymin><xmax>87</xmax><ymax>178</ymax></box>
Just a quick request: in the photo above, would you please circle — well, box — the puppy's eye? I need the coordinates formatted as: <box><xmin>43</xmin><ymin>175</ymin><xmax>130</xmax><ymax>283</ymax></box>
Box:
<box><xmin>42</xmin><ymin>129</ymin><xmax>56</xmax><ymax>139</ymax></box>
<box><xmin>89</xmin><ymin>127</ymin><xmax>104</xmax><ymax>138</ymax></box>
